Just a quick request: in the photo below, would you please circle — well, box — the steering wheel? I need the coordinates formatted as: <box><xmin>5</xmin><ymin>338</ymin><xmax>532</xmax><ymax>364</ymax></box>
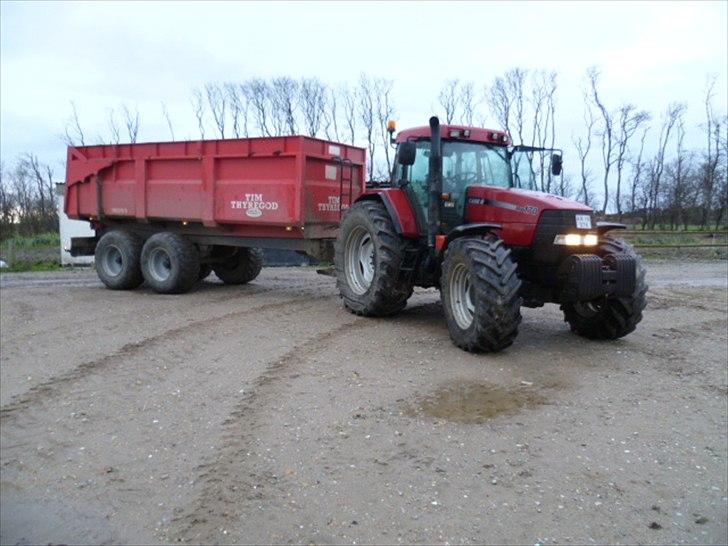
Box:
<box><xmin>446</xmin><ymin>172</ymin><xmax>480</xmax><ymax>190</ymax></box>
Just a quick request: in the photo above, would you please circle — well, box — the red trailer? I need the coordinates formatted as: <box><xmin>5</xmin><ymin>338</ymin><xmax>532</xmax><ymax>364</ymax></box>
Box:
<box><xmin>66</xmin><ymin>135</ymin><xmax>365</xmax><ymax>292</ymax></box>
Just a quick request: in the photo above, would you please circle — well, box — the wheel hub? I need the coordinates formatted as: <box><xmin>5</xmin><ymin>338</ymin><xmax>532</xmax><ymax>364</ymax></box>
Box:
<box><xmin>450</xmin><ymin>263</ymin><xmax>475</xmax><ymax>329</ymax></box>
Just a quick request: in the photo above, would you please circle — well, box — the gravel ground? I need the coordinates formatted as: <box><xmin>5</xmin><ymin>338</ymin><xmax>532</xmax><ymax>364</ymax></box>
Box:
<box><xmin>1</xmin><ymin>260</ymin><xmax>726</xmax><ymax>545</ymax></box>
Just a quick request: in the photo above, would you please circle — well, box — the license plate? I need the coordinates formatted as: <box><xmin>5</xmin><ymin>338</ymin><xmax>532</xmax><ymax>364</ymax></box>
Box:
<box><xmin>575</xmin><ymin>214</ymin><xmax>592</xmax><ymax>229</ymax></box>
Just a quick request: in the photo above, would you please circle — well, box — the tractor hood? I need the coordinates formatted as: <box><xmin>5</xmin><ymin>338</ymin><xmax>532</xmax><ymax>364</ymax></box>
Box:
<box><xmin>466</xmin><ymin>186</ymin><xmax>592</xmax><ymax>218</ymax></box>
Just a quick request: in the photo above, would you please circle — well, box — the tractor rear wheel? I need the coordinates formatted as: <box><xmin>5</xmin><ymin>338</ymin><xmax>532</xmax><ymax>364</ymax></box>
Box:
<box><xmin>334</xmin><ymin>200</ymin><xmax>412</xmax><ymax>316</ymax></box>
<box><xmin>213</xmin><ymin>247</ymin><xmax>263</xmax><ymax>285</ymax></box>
<box><xmin>561</xmin><ymin>235</ymin><xmax>647</xmax><ymax>339</ymax></box>
<box><xmin>441</xmin><ymin>234</ymin><xmax>522</xmax><ymax>352</ymax></box>
<box><xmin>141</xmin><ymin>232</ymin><xmax>200</xmax><ymax>294</ymax></box>
<box><xmin>95</xmin><ymin>230</ymin><xmax>144</xmax><ymax>290</ymax></box>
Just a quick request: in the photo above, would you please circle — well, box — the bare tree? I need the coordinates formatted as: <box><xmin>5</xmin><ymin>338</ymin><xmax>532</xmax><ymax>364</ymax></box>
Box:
<box><xmin>358</xmin><ymin>73</ymin><xmax>376</xmax><ymax>180</ymax></box>
<box><xmin>242</xmin><ymin>78</ymin><xmax>272</xmax><ymax>136</ymax></box>
<box><xmin>487</xmin><ymin>77</ymin><xmax>512</xmax><ymax>137</ymax></box>
<box><xmin>161</xmin><ymin>101</ymin><xmax>175</xmax><ymax>141</ymax></box>
<box><xmin>573</xmin><ymin>93</ymin><xmax>596</xmax><ymax>206</ymax></box>
<box><xmin>646</xmin><ymin>102</ymin><xmax>686</xmax><ymax>228</ymax></box>
<box><xmin>508</xmin><ymin>68</ymin><xmax>528</xmax><ymax>144</ymax></box>
<box><xmin>614</xmin><ymin>104</ymin><xmax>650</xmax><ymax>217</ymax></box>
<box><xmin>375</xmin><ymin>77</ymin><xmax>395</xmax><ymax>177</ymax></box>
<box><xmin>323</xmin><ymin>86</ymin><xmax>340</xmax><ymax>142</ymax></box>
<box><xmin>698</xmin><ymin>75</ymin><xmax>721</xmax><ymax>228</ymax></box>
<box><xmin>205</xmin><ymin>83</ymin><xmax>227</xmax><ymax>138</ymax></box>
<box><xmin>64</xmin><ymin>101</ymin><xmax>85</xmax><ymax>146</ymax></box>
<box><xmin>438</xmin><ymin>79</ymin><xmax>459</xmax><ymax>124</ymax></box>
<box><xmin>122</xmin><ymin>104</ymin><xmax>140</xmax><ymax>143</ymax></box>
<box><xmin>299</xmin><ymin>78</ymin><xmax>327</xmax><ymax>137</ymax></box>
<box><xmin>107</xmin><ymin>108</ymin><xmax>121</xmax><ymax>144</ymax></box>
<box><xmin>339</xmin><ymin>84</ymin><xmax>357</xmax><ymax>144</ymax></box>
<box><xmin>628</xmin><ymin>126</ymin><xmax>650</xmax><ymax>214</ymax></box>
<box><xmin>225</xmin><ymin>83</ymin><xmax>250</xmax><ymax>137</ymax></box>
<box><xmin>587</xmin><ymin>67</ymin><xmax>616</xmax><ymax>213</ymax></box>
<box><xmin>269</xmin><ymin>77</ymin><xmax>299</xmax><ymax>135</ymax></box>
<box><xmin>191</xmin><ymin>87</ymin><xmax>206</xmax><ymax>138</ymax></box>
<box><xmin>459</xmin><ymin>81</ymin><xmax>478</xmax><ymax>125</ymax></box>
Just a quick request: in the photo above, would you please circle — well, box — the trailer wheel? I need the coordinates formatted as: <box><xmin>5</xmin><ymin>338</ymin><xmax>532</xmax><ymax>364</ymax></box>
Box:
<box><xmin>141</xmin><ymin>232</ymin><xmax>200</xmax><ymax>294</ymax></box>
<box><xmin>334</xmin><ymin>200</ymin><xmax>412</xmax><ymax>316</ymax></box>
<box><xmin>213</xmin><ymin>248</ymin><xmax>263</xmax><ymax>284</ymax></box>
<box><xmin>561</xmin><ymin>235</ymin><xmax>647</xmax><ymax>339</ymax></box>
<box><xmin>95</xmin><ymin>230</ymin><xmax>144</xmax><ymax>290</ymax></box>
<box><xmin>441</xmin><ymin>234</ymin><xmax>522</xmax><ymax>352</ymax></box>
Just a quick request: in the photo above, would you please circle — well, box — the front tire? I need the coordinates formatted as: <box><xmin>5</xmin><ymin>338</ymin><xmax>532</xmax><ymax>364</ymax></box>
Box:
<box><xmin>561</xmin><ymin>235</ymin><xmax>647</xmax><ymax>339</ymax></box>
<box><xmin>141</xmin><ymin>232</ymin><xmax>200</xmax><ymax>294</ymax></box>
<box><xmin>94</xmin><ymin>230</ymin><xmax>144</xmax><ymax>290</ymax></box>
<box><xmin>334</xmin><ymin>200</ymin><xmax>412</xmax><ymax>316</ymax></box>
<box><xmin>441</xmin><ymin>234</ymin><xmax>522</xmax><ymax>352</ymax></box>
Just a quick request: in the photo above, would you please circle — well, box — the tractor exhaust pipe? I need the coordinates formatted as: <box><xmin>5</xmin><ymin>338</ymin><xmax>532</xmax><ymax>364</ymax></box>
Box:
<box><xmin>427</xmin><ymin>116</ymin><xmax>442</xmax><ymax>251</ymax></box>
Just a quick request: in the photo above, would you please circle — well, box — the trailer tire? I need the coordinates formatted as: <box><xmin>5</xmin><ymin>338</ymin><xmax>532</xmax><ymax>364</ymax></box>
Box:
<box><xmin>198</xmin><ymin>264</ymin><xmax>213</xmax><ymax>281</ymax></box>
<box><xmin>561</xmin><ymin>236</ymin><xmax>647</xmax><ymax>340</ymax></box>
<box><xmin>95</xmin><ymin>230</ymin><xmax>144</xmax><ymax>290</ymax></box>
<box><xmin>335</xmin><ymin>200</ymin><xmax>412</xmax><ymax>317</ymax></box>
<box><xmin>141</xmin><ymin>232</ymin><xmax>200</xmax><ymax>294</ymax></box>
<box><xmin>213</xmin><ymin>248</ymin><xmax>263</xmax><ymax>285</ymax></box>
<box><xmin>441</xmin><ymin>234</ymin><xmax>522</xmax><ymax>353</ymax></box>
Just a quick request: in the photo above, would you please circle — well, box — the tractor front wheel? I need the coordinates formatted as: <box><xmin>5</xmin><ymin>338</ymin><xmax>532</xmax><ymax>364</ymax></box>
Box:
<box><xmin>441</xmin><ymin>234</ymin><xmax>522</xmax><ymax>352</ymax></box>
<box><xmin>561</xmin><ymin>235</ymin><xmax>647</xmax><ymax>339</ymax></box>
<box><xmin>334</xmin><ymin>200</ymin><xmax>412</xmax><ymax>316</ymax></box>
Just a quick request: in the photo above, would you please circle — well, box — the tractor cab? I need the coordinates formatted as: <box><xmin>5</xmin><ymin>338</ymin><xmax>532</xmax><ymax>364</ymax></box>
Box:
<box><xmin>390</xmin><ymin>123</ymin><xmax>560</xmax><ymax>234</ymax></box>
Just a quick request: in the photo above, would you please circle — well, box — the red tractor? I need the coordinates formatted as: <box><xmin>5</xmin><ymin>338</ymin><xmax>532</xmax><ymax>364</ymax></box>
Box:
<box><xmin>334</xmin><ymin>117</ymin><xmax>647</xmax><ymax>352</ymax></box>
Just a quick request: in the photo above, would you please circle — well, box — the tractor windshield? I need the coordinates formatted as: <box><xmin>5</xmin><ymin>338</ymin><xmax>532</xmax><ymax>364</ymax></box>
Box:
<box><xmin>441</xmin><ymin>141</ymin><xmax>512</xmax><ymax>192</ymax></box>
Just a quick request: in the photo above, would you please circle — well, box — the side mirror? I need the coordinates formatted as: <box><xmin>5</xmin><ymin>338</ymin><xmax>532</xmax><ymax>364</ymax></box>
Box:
<box><xmin>397</xmin><ymin>141</ymin><xmax>417</xmax><ymax>166</ymax></box>
<box><xmin>551</xmin><ymin>153</ymin><xmax>563</xmax><ymax>176</ymax></box>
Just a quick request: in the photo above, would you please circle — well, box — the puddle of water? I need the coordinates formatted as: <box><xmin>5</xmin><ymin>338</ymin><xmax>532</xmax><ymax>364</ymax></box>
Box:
<box><xmin>407</xmin><ymin>381</ymin><xmax>547</xmax><ymax>424</ymax></box>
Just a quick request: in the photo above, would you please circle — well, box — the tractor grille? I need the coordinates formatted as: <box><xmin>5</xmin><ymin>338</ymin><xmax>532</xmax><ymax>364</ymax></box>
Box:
<box><xmin>530</xmin><ymin>210</ymin><xmax>596</xmax><ymax>263</ymax></box>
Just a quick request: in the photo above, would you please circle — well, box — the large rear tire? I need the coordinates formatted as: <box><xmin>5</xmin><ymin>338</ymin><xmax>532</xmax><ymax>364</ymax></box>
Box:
<box><xmin>561</xmin><ymin>235</ymin><xmax>647</xmax><ymax>339</ymax></box>
<box><xmin>441</xmin><ymin>234</ymin><xmax>522</xmax><ymax>353</ymax></box>
<box><xmin>334</xmin><ymin>200</ymin><xmax>412</xmax><ymax>316</ymax></box>
<box><xmin>141</xmin><ymin>232</ymin><xmax>200</xmax><ymax>294</ymax></box>
<box><xmin>94</xmin><ymin>230</ymin><xmax>144</xmax><ymax>290</ymax></box>
<box><xmin>212</xmin><ymin>248</ymin><xmax>263</xmax><ymax>285</ymax></box>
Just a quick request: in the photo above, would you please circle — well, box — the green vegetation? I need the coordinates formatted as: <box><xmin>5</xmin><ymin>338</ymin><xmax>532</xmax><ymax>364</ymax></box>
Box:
<box><xmin>0</xmin><ymin>231</ymin><xmax>61</xmax><ymax>272</ymax></box>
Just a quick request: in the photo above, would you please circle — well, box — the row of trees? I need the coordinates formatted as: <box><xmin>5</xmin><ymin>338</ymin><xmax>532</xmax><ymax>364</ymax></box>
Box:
<box><xmin>0</xmin><ymin>155</ymin><xmax>58</xmax><ymax>237</ymax></box>
<box><xmin>1</xmin><ymin>68</ymin><xmax>726</xmax><ymax>239</ymax></box>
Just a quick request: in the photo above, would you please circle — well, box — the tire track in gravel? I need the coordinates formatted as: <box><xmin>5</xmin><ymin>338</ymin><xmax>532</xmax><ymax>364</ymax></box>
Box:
<box><xmin>0</xmin><ymin>296</ymin><xmax>321</xmax><ymax>421</ymax></box>
<box><xmin>168</xmin><ymin>318</ymin><xmax>370</xmax><ymax>543</ymax></box>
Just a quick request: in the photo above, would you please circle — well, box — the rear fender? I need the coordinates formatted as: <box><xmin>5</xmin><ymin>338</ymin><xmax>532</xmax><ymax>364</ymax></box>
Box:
<box><xmin>355</xmin><ymin>188</ymin><xmax>419</xmax><ymax>237</ymax></box>
<box><xmin>439</xmin><ymin>223</ymin><xmax>502</xmax><ymax>254</ymax></box>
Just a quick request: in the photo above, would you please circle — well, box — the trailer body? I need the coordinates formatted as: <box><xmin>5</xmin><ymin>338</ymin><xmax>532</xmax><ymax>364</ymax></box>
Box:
<box><xmin>65</xmin><ymin>136</ymin><xmax>365</xmax><ymax>255</ymax></box>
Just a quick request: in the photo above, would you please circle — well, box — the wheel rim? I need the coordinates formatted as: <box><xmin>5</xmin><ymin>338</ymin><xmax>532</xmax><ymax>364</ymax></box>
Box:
<box><xmin>148</xmin><ymin>247</ymin><xmax>173</xmax><ymax>283</ymax></box>
<box><xmin>101</xmin><ymin>245</ymin><xmax>124</xmax><ymax>277</ymax></box>
<box><xmin>449</xmin><ymin>262</ymin><xmax>475</xmax><ymax>330</ymax></box>
<box><xmin>345</xmin><ymin>226</ymin><xmax>375</xmax><ymax>295</ymax></box>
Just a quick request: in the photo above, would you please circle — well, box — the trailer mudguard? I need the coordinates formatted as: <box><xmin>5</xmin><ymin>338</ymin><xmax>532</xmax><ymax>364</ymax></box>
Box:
<box><xmin>356</xmin><ymin>188</ymin><xmax>420</xmax><ymax>238</ymax></box>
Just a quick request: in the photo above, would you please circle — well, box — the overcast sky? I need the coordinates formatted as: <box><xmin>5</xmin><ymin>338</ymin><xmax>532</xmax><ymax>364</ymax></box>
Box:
<box><xmin>1</xmin><ymin>0</ymin><xmax>726</xmax><ymax>184</ymax></box>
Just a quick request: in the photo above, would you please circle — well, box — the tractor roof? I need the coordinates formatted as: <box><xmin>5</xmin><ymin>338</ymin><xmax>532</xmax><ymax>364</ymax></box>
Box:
<box><xmin>396</xmin><ymin>124</ymin><xmax>510</xmax><ymax>146</ymax></box>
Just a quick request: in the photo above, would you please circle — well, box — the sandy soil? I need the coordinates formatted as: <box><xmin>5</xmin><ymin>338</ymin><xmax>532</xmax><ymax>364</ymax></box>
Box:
<box><xmin>1</xmin><ymin>261</ymin><xmax>726</xmax><ymax>545</ymax></box>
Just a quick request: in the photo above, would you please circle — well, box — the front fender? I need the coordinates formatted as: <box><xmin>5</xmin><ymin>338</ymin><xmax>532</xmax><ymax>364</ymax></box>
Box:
<box><xmin>355</xmin><ymin>188</ymin><xmax>420</xmax><ymax>237</ymax></box>
<box><xmin>439</xmin><ymin>223</ymin><xmax>502</xmax><ymax>253</ymax></box>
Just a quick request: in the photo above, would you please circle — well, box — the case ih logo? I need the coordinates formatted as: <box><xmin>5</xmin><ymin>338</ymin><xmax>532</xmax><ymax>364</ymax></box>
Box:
<box><xmin>230</xmin><ymin>193</ymin><xmax>280</xmax><ymax>218</ymax></box>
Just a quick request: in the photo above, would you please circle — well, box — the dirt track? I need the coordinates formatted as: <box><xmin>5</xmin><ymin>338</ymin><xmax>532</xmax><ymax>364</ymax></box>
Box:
<box><xmin>1</xmin><ymin>261</ymin><xmax>726</xmax><ymax>545</ymax></box>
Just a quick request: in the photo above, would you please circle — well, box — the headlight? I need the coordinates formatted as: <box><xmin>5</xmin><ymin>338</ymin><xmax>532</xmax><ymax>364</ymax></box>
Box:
<box><xmin>553</xmin><ymin>234</ymin><xmax>599</xmax><ymax>246</ymax></box>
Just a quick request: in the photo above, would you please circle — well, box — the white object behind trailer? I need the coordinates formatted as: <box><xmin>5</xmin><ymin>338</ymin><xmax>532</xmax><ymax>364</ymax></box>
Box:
<box><xmin>56</xmin><ymin>183</ymin><xmax>94</xmax><ymax>266</ymax></box>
